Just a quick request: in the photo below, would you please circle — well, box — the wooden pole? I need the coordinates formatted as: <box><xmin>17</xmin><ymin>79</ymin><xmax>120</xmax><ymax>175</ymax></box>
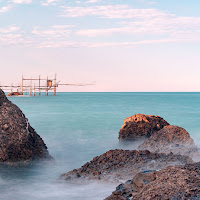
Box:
<box><xmin>45</xmin><ymin>84</ymin><xmax>46</xmax><ymax>96</ymax></box>
<box><xmin>22</xmin><ymin>75</ymin><xmax>24</xmax><ymax>95</ymax></box>
<box><xmin>46</xmin><ymin>76</ymin><xmax>48</xmax><ymax>96</ymax></box>
<box><xmin>45</xmin><ymin>77</ymin><xmax>47</xmax><ymax>96</ymax></box>
<box><xmin>39</xmin><ymin>75</ymin><xmax>41</xmax><ymax>96</ymax></box>
<box><xmin>11</xmin><ymin>83</ymin><xmax>13</xmax><ymax>93</ymax></box>
<box><xmin>34</xmin><ymin>84</ymin><xmax>35</xmax><ymax>96</ymax></box>
<box><xmin>29</xmin><ymin>80</ymin><xmax>31</xmax><ymax>96</ymax></box>
<box><xmin>54</xmin><ymin>73</ymin><xmax>56</xmax><ymax>96</ymax></box>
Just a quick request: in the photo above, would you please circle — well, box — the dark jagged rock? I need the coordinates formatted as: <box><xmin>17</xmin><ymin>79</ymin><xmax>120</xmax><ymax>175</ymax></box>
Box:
<box><xmin>119</xmin><ymin>114</ymin><xmax>169</xmax><ymax>142</ymax></box>
<box><xmin>60</xmin><ymin>149</ymin><xmax>193</xmax><ymax>183</ymax></box>
<box><xmin>138</xmin><ymin>125</ymin><xmax>200</xmax><ymax>161</ymax></box>
<box><xmin>105</xmin><ymin>162</ymin><xmax>200</xmax><ymax>200</ymax></box>
<box><xmin>0</xmin><ymin>89</ymin><xmax>53</xmax><ymax>166</ymax></box>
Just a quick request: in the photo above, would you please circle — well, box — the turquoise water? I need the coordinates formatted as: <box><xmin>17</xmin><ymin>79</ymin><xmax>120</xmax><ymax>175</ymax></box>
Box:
<box><xmin>1</xmin><ymin>92</ymin><xmax>200</xmax><ymax>200</ymax></box>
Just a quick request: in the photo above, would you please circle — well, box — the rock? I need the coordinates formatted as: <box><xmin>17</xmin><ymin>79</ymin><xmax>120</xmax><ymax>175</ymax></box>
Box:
<box><xmin>105</xmin><ymin>172</ymin><xmax>156</xmax><ymax>200</ymax></box>
<box><xmin>138</xmin><ymin>125</ymin><xmax>200</xmax><ymax>161</ymax></box>
<box><xmin>0</xmin><ymin>89</ymin><xmax>53</xmax><ymax>166</ymax></box>
<box><xmin>104</xmin><ymin>179</ymin><xmax>135</xmax><ymax>200</ymax></box>
<box><xmin>60</xmin><ymin>149</ymin><xmax>193</xmax><ymax>183</ymax></box>
<box><xmin>119</xmin><ymin>114</ymin><xmax>169</xmax><ymax>142</ymax></box>
<box><xmin>105</xmin><ymin>195</ymin><xmax>126</xmax><ymax>200</ymax></box>
<box><xmin>105</xmin><ymin>162</ymin><xmax>200</xmax><ymax>200</ymax></box>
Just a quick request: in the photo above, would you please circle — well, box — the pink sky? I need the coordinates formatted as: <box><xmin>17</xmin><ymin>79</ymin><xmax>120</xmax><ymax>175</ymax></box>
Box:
<box><xmin>1</xmin><ymin>0</ymin><xmax>200</xmax><ymax>92</ymax></box>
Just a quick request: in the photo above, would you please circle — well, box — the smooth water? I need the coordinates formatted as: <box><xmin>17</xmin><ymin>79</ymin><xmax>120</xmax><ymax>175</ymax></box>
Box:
<box><xmin>1</xmin><ymin>92</ymin><xmax>200</xmax><ymax>200</ymax></box>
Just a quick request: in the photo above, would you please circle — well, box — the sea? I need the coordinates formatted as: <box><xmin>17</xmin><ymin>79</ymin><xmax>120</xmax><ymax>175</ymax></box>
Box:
<box><xmin>1</xmin><ymin>92</ymin><xmax>200</xmax><ymax>200</ymax></box>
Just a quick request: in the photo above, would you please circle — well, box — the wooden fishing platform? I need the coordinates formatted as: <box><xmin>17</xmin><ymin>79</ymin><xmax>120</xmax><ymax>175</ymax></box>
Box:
<box><xmin>0</xmin><ymin>74</ymin><xmax>94</xmax><ymax>96</ymax></box>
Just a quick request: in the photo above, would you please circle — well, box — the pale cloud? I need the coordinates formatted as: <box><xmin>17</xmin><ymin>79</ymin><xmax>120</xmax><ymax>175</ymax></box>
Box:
<box><xmin>0</xmin><ymin>25</ymin><xmax>31</xmax><ymax>47</ymax></box>
<box><xmin>76</xmin><ymin>16</ymin><xmax>200</xmax><ymax>37</ymax></box>
<box><xmin>0</xmin><ymin>25</ymin><xmax>20</xmax><ymax>33</ymax></box>
<box><xmin>75</xmin><ymin>0</ymin><xmax>101</xmax><ymax>4</ymax></box>
<box><xmin>37</xmin><ymin>38</ymin><xmax>177</xmax><ymax>48</ymax></box>
<box><xmin>72</xmin><ymin>5</ymin><xmax>200</xmax><ymax>43</ymax></box>
<box><xmin>0</xmin><ymin>25</ymin><xmax>74</xmax><ymax>47</ymax></box>
<box><xmin>32</xmin><ymin>25</ymin><xmax>72</xmax><ymax>37</ymax></box>
<box><xmin>51</xmin><ymin>25</ymin><xmax>74</xmax><ymax>29</ymax></box>
<box><xmin>77</xmin><ymin>27</ymin><xmax>136</xmax><ymax>37</ymax></box>
<box><xmin>12</xmin><ymin>0</ymin><xmax>32</xmax><ymax>4</ymax></box>
<box><xmin>88</xmin><ymin>39</ymin><xmax>177</xmax><ymax>47</ymax></box>
<box><xmin>1</xmin><ymin>3</ymin><xmax>200</xmax><ymax>49</ymax></box>
<box><xmin>0</xmin><ymin>34</ymin><xmax>24</xmax><ymax>45</ymax></box>
<box><xmin>1</xmin><ymin>35</ymin><xmax>32</xmax><ymax>46</ymax></box>
<box><xmin>41</xmin><ymin>0</ymin><xmax>59</xmax><ymax>6</ymax></box>
<box><xmin>0</xmin><ymin>4</ymin><xmax>13</xmax><ymax>13</ymax></box>
<box><xmin>37</xmin><ymin>35</ymin><xmax>200</xmax><ymax>48</ymax></box>
<box><xmin>85</xmin><ymin>0</ymin><xmax>101</xmax><ymax>3</ymax></box>
<box><xmin>0</xmin><ymin>0</ymin><xmax>32</xmax><ymax>13</ymax></box>
<box><xmin>38</xmin><ymin>41</ymin><xmax>80</xmax><ymax>48</ymax></box>
<box><xmin>59</xmin><ymin>4</ymin><xmax>200</xmax><ymax>47</ymax></box>
<box><xmin>61</xmin><ymin>5</ymin><xmax>170</xmax><ymax>19</ymax></box>
<box><xmin>136</xmin><ymin>0</ymin><xmax>158</xmax><ymax>5</ymax></box>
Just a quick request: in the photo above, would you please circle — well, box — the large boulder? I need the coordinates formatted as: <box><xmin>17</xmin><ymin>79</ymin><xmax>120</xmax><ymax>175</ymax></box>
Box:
<box><xmin>60</xmin><ymin>149</ymin><xmax>193</xmax><ymax>183</ymax></box>
<box><xmin>119</xmin><ymin>114</ymin><xmax>169</xmax><ymax>142</ymax></box>
<box><xmin>105</xmin><ymin>162</ymin><xmax>200</xmax><ymax>200</ymax></box>
<box><xmin>0</xmin><ymin>89</ymin><xmax>53</xmax><ymax>166</ymax></box>
<box><xmin>138</xmin><ymin>125</ymin><xmax>199</xmax><ymax>161</ymax></box>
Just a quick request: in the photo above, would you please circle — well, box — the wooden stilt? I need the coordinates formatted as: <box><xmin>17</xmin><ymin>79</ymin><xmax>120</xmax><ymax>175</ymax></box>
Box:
<box><xmin>22</xmin><ymin>75</ymin><xmax>24</xmax><ymax>95</ymax></box>
<box><xmin>29</xmin><ymin>78</ymin><xmax>32</xmax><ymax>96</ymax></box>
<box><xmin>39</xmin><ymin>75</ymin><xmax>41</xmax><ymax>96</ymax></box>
<box><xmin>54</xmin><ymin>73</ymin><xmax>56</xmax><ymax>96</ymax></box>
<box><xmin>47</xmin><ymin>76</ymin><xmax>49</xmax><ymax>96</ymax></box>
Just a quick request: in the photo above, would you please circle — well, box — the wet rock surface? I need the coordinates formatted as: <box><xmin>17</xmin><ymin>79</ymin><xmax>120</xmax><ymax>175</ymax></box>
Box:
<box><xmin>106</xmin><ymin>162</ymin><xmax>200</xmax><ymax>200</ymax></box>
<box><xmin>138</xmin><ymin>125</ymin><xmax>200</xmax><ymax>161</ymax></box>
<box><xmin>60</xmin><ymin>149</ymin><xmax>193</xmax><ymax>183</ymax></box>
<box><xmin>119</xmin><ymin>114</ymin><xmax>169</xmax><ymax>142</ymax></box>
<box><xmin>105</xmin><ymin>121</ymin><xmax>200</xmax><ymax>200</ymax></box>
<box><xmin>60</xmin><ymin>113</ymin><xmax>200</xmax><ymax>199</ymax></box>
<box><xmin>0</xmin><ymin>89</ymin><xmax>53</xmax><ymax>166</ymax></box>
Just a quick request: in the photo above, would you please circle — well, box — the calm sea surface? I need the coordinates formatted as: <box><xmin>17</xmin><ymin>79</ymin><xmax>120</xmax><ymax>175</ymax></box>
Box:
<box><xmin>1</xmin><ymin>92</ymin><xmax>200</xmax><ymax>200</ymax></box>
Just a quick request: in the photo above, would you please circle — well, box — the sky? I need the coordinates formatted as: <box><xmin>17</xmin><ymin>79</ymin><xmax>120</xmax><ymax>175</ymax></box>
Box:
<box><xmin>0</xmin><ymin>0</ymin><xmax>200</xmax><ymax>92</ymax></box>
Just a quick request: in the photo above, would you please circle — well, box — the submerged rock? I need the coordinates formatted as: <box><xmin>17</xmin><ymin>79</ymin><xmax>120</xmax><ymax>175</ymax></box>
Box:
<box><xmin>60</xmin><ymin>149</ymin><xmax>193</xmax><ymax>183</ymax></box>
<box><xmin>106</xmin><ymin>162</ymin><xmax>200</xmax><ymax>200</ymax></box>
<box><xmin>138</xmin><ymin>125</ymin><xmax>200</xmax><ymax>161</ymax></box>
<box><xmin>119</xmin><ymin>114</ymin><xmax>169</xmax><ymax>142</ymax></box>
<box><xmin>0</xmin><ymin>89</ymin><xmax>53</xmax><ymax>166</ymax></box>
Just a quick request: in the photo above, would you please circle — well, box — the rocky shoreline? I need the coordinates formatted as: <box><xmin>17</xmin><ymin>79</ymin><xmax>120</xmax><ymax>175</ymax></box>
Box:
<box><xmin>105</xmin><ymin>162</ymin><xmax>200</xmax><ymax>200</ymax></box>
<box><xmin>61</xmin><ymin>113</ymin><xmax>200</xmax><ymax>199</ymax></box>
<box><xmin>1</xmin><ymin>89</ymin><xmax>200</xmax><ymax>199</ymax></box>
<box><xmin>60</xmin><ymin>149</ymin><xmax>193</xmax><ymax>183</ymax></box>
